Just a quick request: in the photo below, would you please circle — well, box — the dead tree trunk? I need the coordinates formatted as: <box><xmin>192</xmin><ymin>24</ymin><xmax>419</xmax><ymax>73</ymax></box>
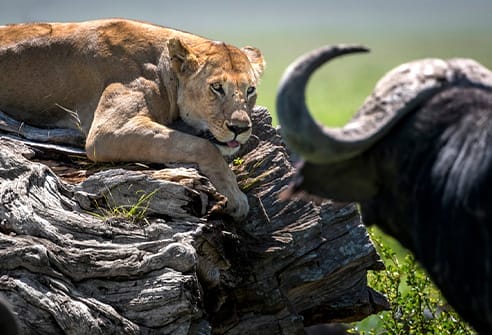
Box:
<box><xmin>0</xmin><ymin>107</ymin><xmax>388</xmax><ymax>335</ymax></box>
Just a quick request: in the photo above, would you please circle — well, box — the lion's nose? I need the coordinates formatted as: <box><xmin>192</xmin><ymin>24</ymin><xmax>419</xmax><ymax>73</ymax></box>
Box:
<box><xmin>227</xmin><ymin>124</ymin><xmax>251</xmax><ymax>136</ymax></box>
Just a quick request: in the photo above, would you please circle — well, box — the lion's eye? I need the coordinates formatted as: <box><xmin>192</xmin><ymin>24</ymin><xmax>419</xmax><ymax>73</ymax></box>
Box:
<box><xmin>246</xmin><ymin>86</ymin><xmax>256</xmax><ymax>98</ymax></box>
<box><xmin>210</xmin><ymin>83</ymin><xmax>225</xmax><ymax>96</ymax></box>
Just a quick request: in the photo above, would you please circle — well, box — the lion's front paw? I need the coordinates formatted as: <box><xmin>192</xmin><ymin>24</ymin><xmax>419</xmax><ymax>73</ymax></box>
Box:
<box><xmin>200</xmin><ymin>160</ymin><xmax>249</xmax><ymax>221</ymax></box>
<box><xmin>225</xmin><ymin>190</ymin><xmax>249</xmax><ymax>221</ymax></box>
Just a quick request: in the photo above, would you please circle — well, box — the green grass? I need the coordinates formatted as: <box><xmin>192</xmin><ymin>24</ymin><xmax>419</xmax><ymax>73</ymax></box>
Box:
<box><xmin>89</xmin><ymin>188</ymin><xmax>158</xmax><ymax>226</ymax></box>
<box><xmin>353</xmin><ymin>227</ymin><xmax>476</xmax><ymax>334</ymax></box>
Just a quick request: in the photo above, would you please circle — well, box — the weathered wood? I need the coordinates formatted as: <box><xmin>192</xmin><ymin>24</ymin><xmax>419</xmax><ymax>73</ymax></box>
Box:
<box><xmin>0</xmin><ymin>107</ymin><xmax>388</xmax><ymax>334</ymax></box>
<box><xmin>0</xmin><ymin>110</ymin><xmax>85</xmax><ymax>147</ymax></box>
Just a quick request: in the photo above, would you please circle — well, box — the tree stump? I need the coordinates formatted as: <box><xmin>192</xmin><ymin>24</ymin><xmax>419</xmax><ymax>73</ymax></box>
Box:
<box><xmin>0</xmin><ymin>107</ymin><xmax>388</xmax><ymax>334</ymax></box>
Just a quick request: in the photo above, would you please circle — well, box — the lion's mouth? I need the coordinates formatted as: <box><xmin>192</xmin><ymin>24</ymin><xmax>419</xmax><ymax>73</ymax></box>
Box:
<box><xmin>226</xmin><ymin>140</ymin><xmax>240</xmax><ymax>148</ymax></box>
<box><xmin>207</xmin><ymin>135</ymin><xmax>241</xmax><ymax>148</ymax></box>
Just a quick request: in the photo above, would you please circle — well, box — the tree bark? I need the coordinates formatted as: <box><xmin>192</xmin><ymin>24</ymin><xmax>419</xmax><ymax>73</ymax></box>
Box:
<box><xmin>0</xmin><ymin>107</ymin><xmax>388</xmax><ymax>334</ymax></box>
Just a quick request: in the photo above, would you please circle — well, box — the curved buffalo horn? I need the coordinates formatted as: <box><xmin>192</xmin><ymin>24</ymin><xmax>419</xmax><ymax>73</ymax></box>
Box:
<box><xmin>277</xmin><ymin>45</ymin><xmax>492</xmax><ymax>164</ymax></box>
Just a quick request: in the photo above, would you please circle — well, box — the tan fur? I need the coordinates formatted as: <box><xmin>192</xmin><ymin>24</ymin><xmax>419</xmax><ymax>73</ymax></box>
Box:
<box><xmin>0</xmin><ymin>18</ymin><xmax>265</xmax><ymax>220</ymax></box>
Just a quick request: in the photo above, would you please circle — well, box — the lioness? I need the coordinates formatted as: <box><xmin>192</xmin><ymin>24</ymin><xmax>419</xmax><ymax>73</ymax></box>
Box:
<box><xmin>0</xmin><ymin>18</ymin><xmax>265</xmax><ymax>220</ymax></box>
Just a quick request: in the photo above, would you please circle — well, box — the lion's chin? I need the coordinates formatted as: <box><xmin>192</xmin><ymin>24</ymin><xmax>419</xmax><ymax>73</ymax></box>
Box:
<box><xmin>216</xmin><ymin>143</ymin><xmax>241</xmax><ymax>156</ymax></box>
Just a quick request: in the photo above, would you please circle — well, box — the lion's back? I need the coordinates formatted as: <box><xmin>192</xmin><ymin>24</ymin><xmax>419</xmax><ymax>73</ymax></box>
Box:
<box><xmin>0</xmin><ymin>22</ymin><xmax>55</xmax><ymax>46</ymax></box>
<box><xmin>0</xmin><ymin>19</ymin><xmax>177</xmax><ymax>128</ymax></box>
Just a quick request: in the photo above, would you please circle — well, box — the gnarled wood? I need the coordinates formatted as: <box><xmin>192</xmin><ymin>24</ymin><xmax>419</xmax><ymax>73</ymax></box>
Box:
<box><xmin>0</xmin><ymin>107</ymin><xmax>388</xmax><ymax>334</ymax></box>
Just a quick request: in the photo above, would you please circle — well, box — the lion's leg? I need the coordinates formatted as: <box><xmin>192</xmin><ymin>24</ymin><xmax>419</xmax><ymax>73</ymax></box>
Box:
<box><xmin>86</xmin><ymin>83</ymin><xmax>248</xmax><ymax>220</ymax></box>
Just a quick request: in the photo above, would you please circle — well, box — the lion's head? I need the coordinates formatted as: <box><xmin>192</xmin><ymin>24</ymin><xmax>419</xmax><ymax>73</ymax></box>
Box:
<box><xmin>167</xmin><ymin>38</ymin><xmax>265</xmax><ymax>156</ymax></box>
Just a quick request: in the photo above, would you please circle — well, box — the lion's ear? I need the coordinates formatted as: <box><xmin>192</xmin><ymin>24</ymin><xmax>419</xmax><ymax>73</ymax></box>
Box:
<box><xmin>241</xmin><ymin>46</ymin><xmax>265</xmax><ymax>80</ymax></box>
<box><xmin>168</xmin><ymin>38</ymin><xmax>199</xmax><ymax>75</ymax></box>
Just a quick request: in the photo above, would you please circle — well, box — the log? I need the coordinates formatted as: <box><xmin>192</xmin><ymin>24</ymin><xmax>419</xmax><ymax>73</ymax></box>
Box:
<box><xmin>0</xmin><ymin>107</ymin><xmax>388</xmax><ymax>334</ymax></box>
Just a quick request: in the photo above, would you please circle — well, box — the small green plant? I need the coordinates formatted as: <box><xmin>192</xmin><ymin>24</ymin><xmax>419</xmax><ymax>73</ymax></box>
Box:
<box><xmin>232</xmin><ymin>157</ymin><xmax>245</xmax><ymax>166</ymax></box>
<box><xmin>90</xmin><ymin>188</ymin><xmax>158</xmax><ymax>226</ymax></box>
<box><xmin>353</xmin><ymin>228</ymin><xmax>476</xmax><ymax>335</ymax></box>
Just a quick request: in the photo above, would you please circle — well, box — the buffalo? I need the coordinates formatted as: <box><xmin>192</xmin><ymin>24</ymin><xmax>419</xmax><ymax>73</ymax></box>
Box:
<box><xmin>276</xmin><ymin>45</ymin><xmax>492</xmax><ymax>334</ymax></box>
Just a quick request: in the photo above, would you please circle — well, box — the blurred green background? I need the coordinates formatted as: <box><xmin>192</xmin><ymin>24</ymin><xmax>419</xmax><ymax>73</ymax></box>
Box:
<box><xmin>2</xmin><ymin>1</ymin><xmax>490</xmax><ymax>330</ymax></box>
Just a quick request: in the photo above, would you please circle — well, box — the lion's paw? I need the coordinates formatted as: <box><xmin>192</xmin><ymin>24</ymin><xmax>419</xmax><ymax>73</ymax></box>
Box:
<box><xmin>226</xmin><ymin>191</ymin><xmax>249</xmax><ymax>221</ymax></box>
